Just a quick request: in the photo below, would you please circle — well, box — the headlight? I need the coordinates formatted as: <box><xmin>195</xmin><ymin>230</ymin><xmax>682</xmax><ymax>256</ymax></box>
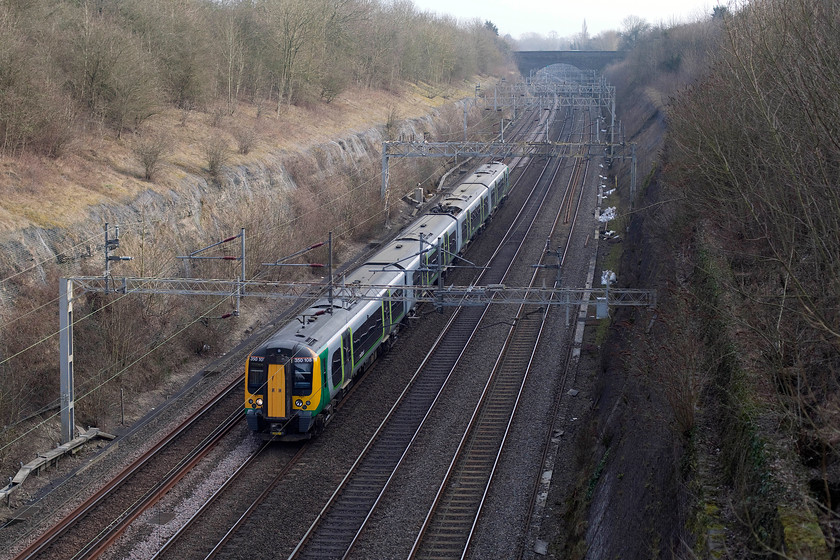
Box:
<box><xmin>295</xmin><ymin>399</ymin><xmax>303</xmax><ymax>407</ymax></box>
<box><xmin>256</xmin><ymin>398</ymin><xmax>263</xmax><ymax>406</ymax></box>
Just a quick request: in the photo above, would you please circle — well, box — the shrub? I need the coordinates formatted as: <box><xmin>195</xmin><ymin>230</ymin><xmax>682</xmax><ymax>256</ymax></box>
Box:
<box><xmin>132</xmin><ymin>131</ymin><xmax>171</xmax><ymax>181</ymax></box>
<box><xmin>232</xmin><ymin>125</ymin><xmax>257</xmax><ymax>155</ymax></box>
<box><xmin>203</xmin><ymin>136</ymin><xmax>230</xmax><ymax>178</ymax></box>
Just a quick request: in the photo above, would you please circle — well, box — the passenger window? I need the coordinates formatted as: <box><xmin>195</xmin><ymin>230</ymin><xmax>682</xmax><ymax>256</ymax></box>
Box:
<box><xmin>352</xmin><ymin>309</ymin><xmax>384</xmax><ymax>361</ymax></box>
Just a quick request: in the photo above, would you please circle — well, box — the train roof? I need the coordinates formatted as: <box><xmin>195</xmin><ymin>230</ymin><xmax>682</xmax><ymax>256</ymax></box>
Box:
<box><xmin>362</xmin><ymin>214</ymin><xmax>455</xmax><ymax>268</ymax></box>
<box><xmin>339</xmin><ymin>260</ymin><xmax>402</xmax><ymax>287</ymax></box>
<box><xmin>461</xmin><ymin>162</ymin><xmax>508</xmax><ymax>186</ymax></box>
<box><xmin>260</xmin><ymin>267</ymin><xmax>403</xmax><ymax>351</ymax></box>
<box><xmin>441</xmin><ymin>182</ymin><xmax>489</xmax><ymax>213</ymax></box>
<box><xmin>399</xmin><ymin>213</ymin><xmax>456</xmax><ymax>241</ymax></box>
<box><xmin>365</xmin><ymin>238</ymin><xmax>424</xmax><ymax>269</ymax></box>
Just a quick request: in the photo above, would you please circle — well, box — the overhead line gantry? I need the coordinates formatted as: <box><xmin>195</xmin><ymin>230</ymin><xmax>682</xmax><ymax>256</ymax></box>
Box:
<box><xmin>381</xmin><ymin>140</ymin><xmax>637</xmax><ymax>201</ymax></box>
<box><xmin>382</xmin><ymin>71</ymin><xmax>633</xmax><ymax>204</ymax></box>
<box><xmin>58</xmin><ymin>272</ymin><xmax>655</xmax><ymax>444</ymax></box>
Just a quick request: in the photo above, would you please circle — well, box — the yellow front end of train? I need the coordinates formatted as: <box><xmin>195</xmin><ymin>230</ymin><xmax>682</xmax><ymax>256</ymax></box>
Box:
<box><xmin>245</xmin><ymin>346</ymin><xmax>324</xmax><ymax>439</ymax></box>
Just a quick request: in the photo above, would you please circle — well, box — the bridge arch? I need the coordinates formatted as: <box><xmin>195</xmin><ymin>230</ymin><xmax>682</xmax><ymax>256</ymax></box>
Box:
<box><xmin>513</xmin><ymin>51</ymin><xmax>626</xmax><ymax>76</ymax></box>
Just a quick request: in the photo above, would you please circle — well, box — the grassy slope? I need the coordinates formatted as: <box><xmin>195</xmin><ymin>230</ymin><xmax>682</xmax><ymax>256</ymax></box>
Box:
<box><xmin>0</xmin><ymin>83</ymin><xmax>469</xmax><ymax>232</ymax></box>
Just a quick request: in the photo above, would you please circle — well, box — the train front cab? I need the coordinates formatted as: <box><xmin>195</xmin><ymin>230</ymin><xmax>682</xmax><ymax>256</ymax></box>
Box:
<box><xmin>245</xmin><ymin>344</ymin><xmax>322</xmax><ymax>440</ymax></box>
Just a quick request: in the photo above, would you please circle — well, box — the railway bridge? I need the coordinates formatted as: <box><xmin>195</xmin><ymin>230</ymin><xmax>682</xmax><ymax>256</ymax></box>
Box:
<box><xmin>513</xmin><ymin>50</ymin><xmax>626</xmax><ymax>75</ymax></box>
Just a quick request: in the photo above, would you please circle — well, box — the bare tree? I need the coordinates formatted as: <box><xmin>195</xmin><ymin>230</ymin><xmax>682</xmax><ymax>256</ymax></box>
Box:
<box><xmin>668</xmin><ymin>0</ymin><xmax>840</xmax><ymax>475</ymax></box>
<box><xmin>620</xmin><ymin>15</ymin><xmax>651</xmax><ymax>50</ymax></box>
<box><xmin>217</xmin><ymin>8</ymin><xmax>246</xmax><ymax>115</ymax></box>
<box><xmin>260</xmin><ymin>0</ymin><xmax>320</xmax><ymax>112</ymax></box>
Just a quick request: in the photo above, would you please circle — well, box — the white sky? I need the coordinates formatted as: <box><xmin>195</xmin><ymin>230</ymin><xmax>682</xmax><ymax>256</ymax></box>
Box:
<box><xmin>409</xmin><ymin>0</ymin><xmax>716</xmax><ymax>39</ymax></box>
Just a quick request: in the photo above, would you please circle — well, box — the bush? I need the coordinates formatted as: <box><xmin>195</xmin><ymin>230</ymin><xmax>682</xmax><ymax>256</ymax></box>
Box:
<box><xmin>203</xmin><ymin>136</ymin><xmax>230</xmax><ymax>178</ymax></box>
<box><xmin>232</xmin><ymin>125</ymin><xmax>257</xmax><ymax>155</ymax></box>
<box><xmin>132</xmin><ymin>131</ymin><xmax>171</xmax><ymax>181</ymax></box>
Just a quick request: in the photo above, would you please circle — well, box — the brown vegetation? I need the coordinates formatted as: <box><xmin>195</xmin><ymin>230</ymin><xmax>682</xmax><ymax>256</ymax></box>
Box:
<box><xmin>592</xmin><ymin>0</ymin><xmax>838</xmax><ymax>555</ymax></box>
<box><xmin>0</xmin><ymin>0</ymin><xmax>510</xmax><ymax>158</ymax></box>
<box><xmin>0</xmin><ymin>0</ymin><xmax>512</xmax><ymax>231</ymax></box>
<box><xmin>667</xmin><ymin>0</ymin><xmax>840</xmax><ymax>552</ymax></box>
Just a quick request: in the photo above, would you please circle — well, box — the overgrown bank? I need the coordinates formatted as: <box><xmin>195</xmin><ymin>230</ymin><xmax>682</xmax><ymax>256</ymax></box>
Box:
<box><xmin>564</xmin><ymin>2</ymin><xmax>837</xmax><ymax>557</ymax></box>
<box><xmin>669</xmin><ymin>0</ymin><xmax>838</xmax><ymax>556</ymax></box>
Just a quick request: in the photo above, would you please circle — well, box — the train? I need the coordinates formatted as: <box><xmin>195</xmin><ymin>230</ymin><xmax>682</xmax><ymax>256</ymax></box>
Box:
<box><xmin>245</xmin><ymin>162</ymin><xmax>511</xmax><ymax>440</ymax></box>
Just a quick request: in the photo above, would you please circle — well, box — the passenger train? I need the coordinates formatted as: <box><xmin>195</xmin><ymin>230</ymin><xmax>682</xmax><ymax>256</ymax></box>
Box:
<box><xmin>245</xmin><ymin>162</ymin><xmax>511</xmax><ymax>439</ymax></box>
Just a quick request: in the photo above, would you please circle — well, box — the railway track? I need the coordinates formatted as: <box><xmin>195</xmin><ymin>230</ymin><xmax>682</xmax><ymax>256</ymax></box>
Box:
<box><xmin>148</xmin><ymin>442</ymin><xmax>308</xmax><ymax>559</ymax></box>
<box><xmin>11</xmin><ymin>379</ymin><xmax>245</xmax><ymax>560</ymax></box>
<box><xmin>137</xmin><ymin>107</ymin><xmax>552</xmax><ymax>560</ymax></box>
<box><xmin>408</xmin><ymin>117</ymin><xmax>594</xmax><ymax>560</ymax></box>
<box><xmin>287</xmin><ymin>104</ymin><xmax>578</xmax><ymax>560</ymax></box>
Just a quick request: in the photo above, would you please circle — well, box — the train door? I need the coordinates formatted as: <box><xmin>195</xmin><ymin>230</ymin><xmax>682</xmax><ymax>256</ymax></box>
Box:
<box><xmin>470</xmin><ymin>206</ymin><xmax>481</xmax><ymax>237</ymax></box>
<box><xmin>424</xmin><ymin>243</ymin><xmax>439</xmax><ymax>285</ymax></box>
<box><xmin>387</xmin><ymin>291</ymin><xmax>394</xmax><ymax>331</ymax></box>
<box><xmin>341</xmin><ymin>330</ymin><xmax>352</xmax><ymax>383</ymax></box>
<box><xmin>390</xmin><ymin>288</ymin><xmax>405</xmax><ymax>325</ymax></box>
<box><xmin>459</xmin><ymin>217</ymin><xmax>468</xmax><ymax>249</ymax></box>
<box><xmin>330</xmin><ymin>344</ymin><xmax>342</xmax><ymax>394</ymax></box>
<box><xmin>441</xmin><ymin>232</ymin><xmax>450</xmax><ymax>265</ymax></box>
<box><xmin>266</xmin><ymin>359</ymin><xmax>290</xmax><ymax>419</ymax></box>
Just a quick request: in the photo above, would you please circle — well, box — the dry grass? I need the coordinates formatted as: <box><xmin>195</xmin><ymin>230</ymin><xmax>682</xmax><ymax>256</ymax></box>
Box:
<box><xmin>0</xmin><ymin>81</ymin><xmax>476</xmax><ymax>230</ymax></box>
